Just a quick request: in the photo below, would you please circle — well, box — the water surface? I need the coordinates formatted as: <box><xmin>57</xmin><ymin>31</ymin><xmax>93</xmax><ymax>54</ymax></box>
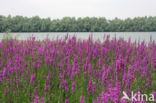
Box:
<box><xmin>0</xmin><ymin>32</ymin><xmax>156</xmax><ymax>43</ymax></box>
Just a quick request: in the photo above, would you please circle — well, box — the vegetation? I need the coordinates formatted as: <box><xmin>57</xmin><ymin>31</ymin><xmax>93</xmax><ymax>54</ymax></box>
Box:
<box><xmin>0</xmin><ymin>15</ymin><xmax>156</xmax><ymax>32</ymax></box>
<box><xmin>0</xmin><ymin>35</ymin><xmax>155</xmax><ymax>103</ymax></box>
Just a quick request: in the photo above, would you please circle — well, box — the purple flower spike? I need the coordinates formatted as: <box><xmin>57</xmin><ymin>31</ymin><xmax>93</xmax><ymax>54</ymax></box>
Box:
<box><xmin>30</xmin><ymin>74</ymin><xmax>36</xmax><ymax>84</ymax></box>
<box><xmin>80</xmin><ymin>96</ymin><xmax>85</xmax><ymax>103</ymax></box>
<box><xmin>72</xmin><ymin>81</ymin><xmax>76</xmax><ymax>93</ymax></box>
<box><xmin>44</xmin><ymin>83</ymin><xmax>50</xmax><ymax>92</ymax></box>
<box><xmin>47</xmin><ymin>72</ymin><xmax>51</xmax><ymax>81</ymax></box>
<box><xmin>65</xmin><ymin>99</ymin><xmax>69</xmax><ymax>103</ymax></box>
<box><xmin>92</xmin><ymin>100</ymin><xmax>96</xmax><ymax>103</ymax></box>
<box><xmin>88</xmin><ymin>79</ymin><xmax>93</xmax><ymax>95</ymax></box>
<box><xmin>33</xmin><ymin>96</ymin><xmax>39</xmax><ymax>103</ymax></box>
<box><xmin>40</xmin><ymin>97</ymin><xmax>45</xmax><ymax>103</ymax></box>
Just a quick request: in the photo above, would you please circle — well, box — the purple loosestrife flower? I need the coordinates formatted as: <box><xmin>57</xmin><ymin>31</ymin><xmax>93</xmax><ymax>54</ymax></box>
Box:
<box><xmin>92</xmin><ymin>85</ymin><xmax>97</xmax><ymax>93</ymax></box>
<box><xmin>83</xmin><ymin>64</ymin><xmax>87</xmax><ymax>73</ymax></box>
<box><xmin>34</xmin><ymin>86</ymin><xmax>38</xmax><ymax>95</ymax></box>
<box><xmin>125</xmin><ymin>55</ymin><xmax>129</xmax><ymax>62</ymax></box>
<box><xmin>59</xmin><ymin>63</ymin><xmax>63</xmax><ymax>71</ymax></box>
<box><xmin>30</xmin><ymin>74</ymin><xmax>36</xmax><ymax>84</ymax></box>
<box><xmin>153</xmin><ymin>91</ymin><xmax>156</xmax><ymax>101</ymax></box>
<box><xmin>72</xmin><ymin>81</ymin><xmax>76</xmax><ymax>93</ymax></box>
<box><xmin>65</xmin><ymin>99</ymin><xmax>69</xmax><ymax>103</ymax></box>
<box><xmin>120</xmin><ymin>99</ymin><xmax>128</xmax><ymax>103</ymax></box>
<box><xmin>99</xmin><ymin>91</ymin><xmax>109</xmax><ymax>103</ymax></box>
<box><xmin>88</xmin><ymin>64</ymin><xmax>92</xmax><ymax>79</ymax></box>
<box><xmin>40</xmin><ymin>97</ymin><xmax>45</xmax><ymax>103</ymax></box>
<box><xmin>3</xmin><ymin>67</ymin><xmax>8</xmax><ymax>77</ymax></box>
<box><xmin>20</xmin><ymin>69</ymin><xmax>23</xmax><ymax>76</ymax></box>
<box><xmin>37</xmin><ymin>58</ymin><xmax>42</xmax><ymax>68</ymax></box>
<box><xmin>92</xmin><ymin>100</ymin><xmax>96</xmax><ymax>103</ymax></box>
<box><xmin>88</xmin><ymin>79</ymin><xmax>93</xmax><ymax>95</ymax></box>
<box><xmin>45</xmin><ymin>56</ymin><xmax>49</xmax><ymax>65</ymax></box>
<box><xmin>122</xmin><ymin>72</ymin><xmax>128</xmax><ymax>86</ymax></box>
<box><xmin>125</xmin><ymin>89</ymin><xmax>131</xmax><ymax>97</ymax></box>
<box><xmin>128</xmin><ymin>73</ymin><xmax>135</xmax><ymax>84</ymax></box>
<box><xmin>33</xmin><ymin>96</ymin><xmax>39</xmax><ymax>103</ymax></box>
<box><xmin>5</xmin><ymin>88</ymin><xmax>8</xmax><ymax>95</ymax></box>
<box><xmin>97</xmin><ymin>58</ymin><xmax>102</xmax><ymax>68</ymax></box>
<box><xmin>142</xmin><ymin>67</ymin><xmax>148</xmax><ymax>78</ymax></box>
<box><xmin>152</xmin><ymin>56</ymin><xmax>156</xmax><ymax>68</ymax></box>
<box><xmin>101</xmin><ymin>47</ymin><xmax>109</xmax><ymax>57</ymax></box>
<box><xmin>32</xmin><ymin>62</ymin><xmax>36</xmax><ymax>70</ymax></box>
<box><xmin>128</xmin><ymin>65</ymin><xmax>134</xmax><ymax>74</ymax></box>
<box><xmin>64</xmin><ymin>80</ymin><xmax>69</xmax><ymax>92</ymax></box>
<box><xmin>0</xmin><ymin>77</ymin><xmax>2</xmax><ymax>83</ymax></box>
<box><xmin>60</xmin><ymin>73</ymin><xmax>64</xmax><ymax>80</ymax></box>
<box><xmin>142</xmin><ymin>56</ymin><xmax>149</xmax><ymax>66</ymax></box>
<box><xmin>44</xmin><ymin>83</ymin><xmax>50</xmax><ymax>92</ymax></box>
<box><xmin>26</xmin><ymin>70</ymin><xmax>31</xmax><ymax>77</ymax></box>
<box><xmin>0</xmin><ymin>71</ymin><xmax>3</xmax><ymax>82</ymax></box>
<box><xmin>108</xmin><ymin>87</ymin><xmax>120</xmax><ymax>102</ymax></box>
<box><xmin>76</xmin><ymin>64</ymin><xmax>80</xmax><ymax>74</ymax></box>
<box><xmin>102</xmin><ymin>70</ymin><xmax>108</xmax><ymax>86</ymax></box>
<box><xmin>145</xmin><ymin>78</ymin><xmax>150</xmax><ymax>88</ymax></box>
<box><xmin>60</xmin><ymin>79</ymin><xmax>64</xmax><ymax>89</ymax></box>
<box><xmin>97</xmin><ymin>97</ymin><xmax>101</xmax><ymax>103</ymax></box>
<box><xmin>127</xmin><ymin>48</ymin><xmax>132</xmax><ymax>56</ymax></box>
<box><xmin>24</xmin><ymin>62</ymin><xmax>28</xmax><ymax>70</ymax></box>
<box><xmin>46</xmin><ymin>72</ymin><xmax>51</xmax><ymax>81</ymax></box>
<box><xmin>80</xmin><ymin>96</ymin><xmax>85</xmax><ymax>103</ymax></box>
<box><xmin>0</xmin><ymin>58</ymin><xmax>1</xmax><ymax>67</ymax></box>
<box><xmin>51</xmin><ymin>93</ymin><xmax>54</xmax><ymax>98</ymax></box>
<box><xmin>115</xmin><ymin>59</ymin><xmax>125</xmax><ymax>80</ymax></box>
<box><xmin>71</xmin><ymin>64</ymin><xmax>76</xmax><ymax>79</ymax></box>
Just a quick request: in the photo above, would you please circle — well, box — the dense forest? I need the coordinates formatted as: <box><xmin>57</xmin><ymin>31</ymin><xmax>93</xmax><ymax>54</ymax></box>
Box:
<box><xmin>0</xmin><ymin>15</ymin><xmax>156</xmax><ymax>32</ymax></box>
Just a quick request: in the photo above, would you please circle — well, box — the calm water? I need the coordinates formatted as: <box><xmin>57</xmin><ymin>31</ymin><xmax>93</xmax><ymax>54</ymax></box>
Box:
<box><xmin>0</xmin><ymin>32</ymin><xmax>156</xmax><ymax>43</ymax></box>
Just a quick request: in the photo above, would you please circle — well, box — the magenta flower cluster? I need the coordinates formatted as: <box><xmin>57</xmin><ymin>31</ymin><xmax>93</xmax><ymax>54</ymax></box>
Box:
<box><xmin>0</xmin><ymin>35</ymin><xmax>155</xmax><ymax>103</ymax></box>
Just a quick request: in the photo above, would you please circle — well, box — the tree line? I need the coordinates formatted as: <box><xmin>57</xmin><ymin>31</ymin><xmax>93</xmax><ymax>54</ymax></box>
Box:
<box><xmin>0</xmin><ymin>15</ymin><xmax>156</xmax><ymax>32</ymax></box>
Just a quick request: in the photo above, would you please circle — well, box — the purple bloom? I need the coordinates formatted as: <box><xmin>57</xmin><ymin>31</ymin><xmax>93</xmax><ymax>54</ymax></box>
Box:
<box><xmin>30</xmin><ymin>74</ymin><xmax>36</xmax><ymax>84</ymax></box>
<box><xmin>92</xmin><ymin>100</ymin><xmax>96</xmax><ymax>103</ymax></box>
<box><xmin>145</xmin><ymin>78</ymin><xmax>150</xmax><ymax>88</ymax></box>
<box><xmin>44</xmin><ymin>83</ymin><xmax>50</xmax><ymax>92</ymax></box>
<box><xmin>99</xmin><ymin>91</ymin><xmax>109</xmax><ymax>103</ymax></box>
<box><xmin>152</xmin><ymin>56</ymin><xmax>156</xmax><ymax>68</ymax></box>
<box><xmin>88</xmin><ymin>79</ymin><xmax>93</xmax><ymax>95</ymax></box>
<box><xmin>0</xmin><ymin>58</ymin><xmax>1</xmax><ymax>67</ymax></box>
<box><xmin>26</xmin><ymin>70</ymin><xmax>31</xmax><ymax>77</ymax></box>
<box><xmin>46</xmin><ymin>72</ymin><xmax>51</xmax><ymax>81</ymax></box>
<box><xmin>40</xmin><ymin>97</ymin><xmax>45</xmax><ymax>103</ymax></box>
<box><xmin>0</xmin><ymin>71</ymin><xmax>3</xmax><ymax>82</ymax></box>
<box><xmin>5</xmin><ymin>88</ymin><xmax>8</xmax><ymax>95</ymax></box>
<box><xmin>88</xmin><ymin>64</ymin><xmax>92</xmax><ymax>78</ymax></box>
<box><xmin>80</xmin><ymin>96</ymin><xmax>85</xmax><ymax>103</ymax></box>
<box><xmin>72</xmin><ymin>81</ymin><xmax>76</xmax><ymax>93</ymax></box>
<box><xmin>64</xmin><ymin>80</ymin><xmax>69</xmax><ymax>92</ymax></box>
<box><xmin>33</xmin><ymin>96</ymin><xmax>39</xmax><ymax>103</ymax></box>
<box><xmin>92</xmin><ymin>85</ymin><xmax>97</xmax><ymax>93</ymax></box>
<box><xmin>65</xmin><ymin>99</ymin><xmax>69</xmax><ymax>103</ymax></box>
<box><xmin>97</xmin><ymin>58</ymin><xmax>102</xmax><ymax>68</ymax></box>
<box><xmin>51</xmin><ymin>93</ymin><xmax>54</xmax><ymax>97</ymax></box>
<box><xmin>34</xmin><ymin>86</ymin><xmax>38</xmax><ymax>95</ymax></box>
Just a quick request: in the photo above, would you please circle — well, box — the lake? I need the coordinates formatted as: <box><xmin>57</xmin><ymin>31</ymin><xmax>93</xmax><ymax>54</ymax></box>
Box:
<box><xmin>0</xmin><ymin>32</ymin><xmax>156</xmax><ymax>43</ymax></box>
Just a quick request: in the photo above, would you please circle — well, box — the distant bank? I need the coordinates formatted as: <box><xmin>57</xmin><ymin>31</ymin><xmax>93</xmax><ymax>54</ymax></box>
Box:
<box><xmin>0</xmin><ymin>15</ymin><xmax>156</xmax><ymax>32</ymax></box>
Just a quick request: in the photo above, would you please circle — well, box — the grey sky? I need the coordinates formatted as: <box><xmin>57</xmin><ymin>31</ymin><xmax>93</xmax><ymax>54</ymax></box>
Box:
<box><xmin>0</xmin><ymin>0</ymin><xmax>156</xmax><ymax>19</ymax></box>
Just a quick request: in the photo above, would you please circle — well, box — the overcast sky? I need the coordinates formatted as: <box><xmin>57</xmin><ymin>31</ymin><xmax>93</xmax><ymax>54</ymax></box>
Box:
<box><xmin>0</xmin><ymin>0</ymin><xmax>156</xmax><ymax>19</ymax></box>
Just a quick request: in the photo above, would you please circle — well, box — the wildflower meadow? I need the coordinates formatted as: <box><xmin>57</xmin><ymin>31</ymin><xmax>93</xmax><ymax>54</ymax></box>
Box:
<box><xmin>0</xmin><ymin>35</ymin><xmax>155</xmax><ymax>103</ymax></box>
